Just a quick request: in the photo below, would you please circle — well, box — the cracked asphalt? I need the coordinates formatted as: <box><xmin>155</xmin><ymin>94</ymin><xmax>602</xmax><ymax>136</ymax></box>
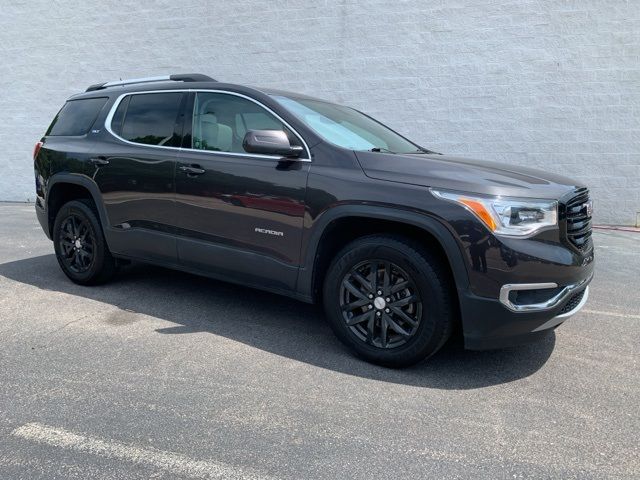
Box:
<box><xmin>0</xmin><ymin>202</ymin><xmax>638</xmax><ymax>479</ymax></box>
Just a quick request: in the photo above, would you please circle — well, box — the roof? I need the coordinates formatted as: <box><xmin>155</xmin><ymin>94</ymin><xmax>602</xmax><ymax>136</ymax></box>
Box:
<box><xmin>70</xmin><ymin>73</ymin><xmax>332</xmax><ymax>104</ymax></box>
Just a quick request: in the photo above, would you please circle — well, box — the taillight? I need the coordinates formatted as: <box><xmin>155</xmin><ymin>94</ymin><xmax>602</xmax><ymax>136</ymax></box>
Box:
<box><xmin>33</xmin><ymin>141</ymin><xmax>43</xmax><ymax>160</ymax></box>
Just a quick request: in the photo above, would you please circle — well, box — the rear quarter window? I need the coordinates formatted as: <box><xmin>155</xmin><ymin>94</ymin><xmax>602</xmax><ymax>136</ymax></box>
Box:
<box><xmin>116</xmin><ymin>92</ymin><xmax>184</xmax><ymax>147</ymax></box>
<box><xmin>46</xmin><ymin>97</ymin><xmax>108</xmax><ymax>136</ymax></box>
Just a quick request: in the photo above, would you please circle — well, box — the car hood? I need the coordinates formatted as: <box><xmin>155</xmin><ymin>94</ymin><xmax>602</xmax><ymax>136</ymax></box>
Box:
<box><xmin>354</xmin><ymin>151</ymin><xmax>584</xmax><ymax>199</ymax></box>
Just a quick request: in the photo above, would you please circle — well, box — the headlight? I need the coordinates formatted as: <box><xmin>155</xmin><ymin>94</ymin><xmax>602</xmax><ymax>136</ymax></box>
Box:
<box><xmin>431</xmin><ymin>189</ymin><xmax>558</xmax><ymax>237</ymax></box>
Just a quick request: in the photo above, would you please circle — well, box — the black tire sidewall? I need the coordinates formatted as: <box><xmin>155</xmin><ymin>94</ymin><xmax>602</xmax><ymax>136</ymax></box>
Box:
<box><xmin>323</xmin><ymin>237</ymin><xmax>452</xmax><ymax>367</ymax></box>
<box><xmin>53</xmin><ymin>200</ymin><xmax>110</xmax><ymax>285</ymax></box>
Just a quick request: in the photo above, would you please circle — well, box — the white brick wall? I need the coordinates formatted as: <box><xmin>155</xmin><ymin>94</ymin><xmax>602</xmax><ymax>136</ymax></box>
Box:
<box><xmin>1</xmin><ymin>0</ymin><xmax>638</xmax><ymax>224</ymax></box>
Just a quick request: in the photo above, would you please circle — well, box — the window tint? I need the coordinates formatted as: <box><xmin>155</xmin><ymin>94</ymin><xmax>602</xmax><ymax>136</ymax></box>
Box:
<box><xmin>118</xmin><ymin>93</ymin><xmax>183</xmax><ymax>146</ymax></box>
<box><xmin>191</xmin><ymin>92</ymin><xmax>303</xmax><ymax>156</ymax></box>
<box><xmin>47</xmin><ymin>97</ymin><xmax>108</xmax><ymax>136</ymax></box>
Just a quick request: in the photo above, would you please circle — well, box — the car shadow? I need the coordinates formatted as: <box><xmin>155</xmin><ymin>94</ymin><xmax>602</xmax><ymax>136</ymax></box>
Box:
<box><xmin>0</xmin><ymin>254</ymin><xmax>556</xmax><ymax>390</ymax></box>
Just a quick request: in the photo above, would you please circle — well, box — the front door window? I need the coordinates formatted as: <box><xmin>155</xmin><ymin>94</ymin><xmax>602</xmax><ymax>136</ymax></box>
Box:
<box><xmin>191</xmin><ymin>92</ymin><xmax>303</xmax><ymax>155</ymax></box>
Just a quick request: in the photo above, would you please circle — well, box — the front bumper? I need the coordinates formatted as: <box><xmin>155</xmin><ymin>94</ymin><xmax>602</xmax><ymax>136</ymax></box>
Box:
<box><xmin>461</xmin><ymin>275</ymin><xmax>592</xmax><ymax>350</ymax></box>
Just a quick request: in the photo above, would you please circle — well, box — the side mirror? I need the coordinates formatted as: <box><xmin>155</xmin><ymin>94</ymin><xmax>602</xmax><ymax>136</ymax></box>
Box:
<box><xmin>243</xmin><ymin>130</ymin><xmax>303</xmax><ymax>158</ymax></box>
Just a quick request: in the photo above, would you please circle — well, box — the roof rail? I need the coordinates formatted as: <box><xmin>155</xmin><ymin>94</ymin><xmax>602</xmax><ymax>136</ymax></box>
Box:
<box><xmin>85</xmin><ymin>73</ymin><xmax>217</xmax><ymax>92</ymax></box>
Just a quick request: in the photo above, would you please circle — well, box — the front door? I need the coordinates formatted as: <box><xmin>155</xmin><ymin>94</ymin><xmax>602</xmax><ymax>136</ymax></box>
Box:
<box><xmin>174</xmin><ymin>91</ymin><xmax>310</xmax><ymax>292</ymax></box>
<box><xmin>93</xmin><ymin>91</ymin><xmax>187</xmax><ymax>262</ymax></box>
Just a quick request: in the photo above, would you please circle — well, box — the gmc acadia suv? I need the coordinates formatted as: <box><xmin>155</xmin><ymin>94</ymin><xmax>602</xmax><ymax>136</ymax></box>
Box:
<box><xmin>33</xmin><ymin>73</ymin><xmax>594</xmax><ymax>367</ymax></box>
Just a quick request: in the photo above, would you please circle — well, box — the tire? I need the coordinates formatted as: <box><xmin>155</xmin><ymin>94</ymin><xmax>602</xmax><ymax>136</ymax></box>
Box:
<box><xmin>323</xmin><ymin>235</ymin><xmax>454</xmax><ymax>368</ymax></box>
<box><xmin>52</xmin><ymin>199</ymin><xmax>116</xmax><ymax>285</ymax></box>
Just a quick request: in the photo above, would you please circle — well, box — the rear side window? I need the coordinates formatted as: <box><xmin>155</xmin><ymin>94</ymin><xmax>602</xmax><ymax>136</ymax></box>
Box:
<box><xmin>115</xmin><ymin>93</ymin><xmax>184</xmax><ymax>146</ymax></box>
<box><xmin>46</xmin><ymin>97</ymin><xmax>108</xmax><ymax>136</ymax></box>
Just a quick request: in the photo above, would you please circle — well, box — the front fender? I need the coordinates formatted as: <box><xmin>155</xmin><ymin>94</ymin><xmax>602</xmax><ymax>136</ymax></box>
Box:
<box><xmin>295</xmin><ymin>204</ymin><xmax>470</xmax><ymax>302</ymax></box>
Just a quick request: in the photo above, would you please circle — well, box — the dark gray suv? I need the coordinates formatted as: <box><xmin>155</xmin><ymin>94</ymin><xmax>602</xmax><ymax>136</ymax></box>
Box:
<box><xmin>33</xmin><ymin>73</ymin><xmax>594</xmax><ymax>367</ymax></box>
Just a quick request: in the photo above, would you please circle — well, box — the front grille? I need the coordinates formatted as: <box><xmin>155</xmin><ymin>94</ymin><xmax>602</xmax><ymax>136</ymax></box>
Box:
<box><xmin>559</xmin><ymin>289</ymin><xmax>586</xmax><ymax>314</ymax></box>
<box><xmin>563</xmin><ymin>188</ymin><xmax>593</xmax><ymax>251</ymax></box>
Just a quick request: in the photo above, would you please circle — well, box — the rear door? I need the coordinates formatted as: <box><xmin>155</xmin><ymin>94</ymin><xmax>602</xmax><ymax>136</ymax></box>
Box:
<box><xmin>92</xmin><ymin>91</ymin><xmax>187</xmax><ymax>262</ymax></box>
<box><xmin>173</xmin><ymin>91</ymin><xmax>310</xmax><ymax>292</ymax></box>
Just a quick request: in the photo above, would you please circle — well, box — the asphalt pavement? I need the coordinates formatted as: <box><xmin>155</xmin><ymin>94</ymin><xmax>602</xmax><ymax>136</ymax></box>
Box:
<box><xmin>0</xmin><ymin>202</ymin><xmax>637</xmax><ymax>479</ymax></box>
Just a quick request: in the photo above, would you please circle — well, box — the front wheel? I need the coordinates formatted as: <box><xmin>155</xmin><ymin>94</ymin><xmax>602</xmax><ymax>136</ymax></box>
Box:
<box><xmin>323</xmin><ymin>235</ymin><xmax>455</xmax><ymax>368</ymax></box>
<box><xmin>53</xmin><ymin>199</ymin><xmax>116</xmax><ymax>285</ymax></box>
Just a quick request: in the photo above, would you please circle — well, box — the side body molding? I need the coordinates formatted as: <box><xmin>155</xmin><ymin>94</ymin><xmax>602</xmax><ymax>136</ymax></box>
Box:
<box><xmin>296</xmin><ymin>205</ymin><xmax>471</xmax><ymax>302</ymax></box>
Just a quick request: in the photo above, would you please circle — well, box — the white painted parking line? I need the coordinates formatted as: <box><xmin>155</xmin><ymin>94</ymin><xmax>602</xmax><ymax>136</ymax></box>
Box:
<box><xmin>11</xmin><ymin>423</ymin><xmax>273</xmax><ymax>480</ymax></box>
<box><xmin>582</xmin><ymin>309</ymin><xmax>640</xmax><ymax>319</ymax></box>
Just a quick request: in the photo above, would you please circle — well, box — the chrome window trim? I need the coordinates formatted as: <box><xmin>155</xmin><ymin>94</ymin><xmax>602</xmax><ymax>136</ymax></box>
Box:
<box><xmin>103</xmin><ymin>89</ymin><xmax>312</xmax><ymax>162</ymax></box>
<box><xmin>499</xmin><ymin>273</ymin><xmax>593</xmax><ymax>313</ymax></box>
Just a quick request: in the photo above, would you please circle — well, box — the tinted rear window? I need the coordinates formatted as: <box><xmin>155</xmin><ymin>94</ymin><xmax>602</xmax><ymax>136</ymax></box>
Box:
<box><xmin>117</xmin><ymin>93</ymin><xmax>183</xmax><ymax>146</ymax></box>
<box><xmin>47</xmin><ymin>97</ymin><xmax>108</xmax><ymax>136</ymax></box>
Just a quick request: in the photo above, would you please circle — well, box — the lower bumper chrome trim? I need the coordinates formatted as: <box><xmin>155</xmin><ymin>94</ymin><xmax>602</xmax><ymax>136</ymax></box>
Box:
<box><xmin>532</xmin><ymin>286</ymin><xmax>590</xmax><ymax>331</ymax></box>
<box><xmin>499</xmin><ymin>273</ymin><xmax>593</xmax><ymax>313</ymax></box>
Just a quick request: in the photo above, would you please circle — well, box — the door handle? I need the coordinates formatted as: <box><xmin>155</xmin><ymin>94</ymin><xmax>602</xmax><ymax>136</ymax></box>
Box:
<box><xmin>179</xmin><ymin>165</ymin><xmax>205</xmax><ymax>175</ymax></box>
<box><xmin>90</xmin><ymin>157</ymin><xmax>109</xmax><ymax>166</ymax></box>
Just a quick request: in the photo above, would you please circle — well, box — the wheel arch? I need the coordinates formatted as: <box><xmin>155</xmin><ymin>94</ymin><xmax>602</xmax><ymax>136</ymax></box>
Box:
<box><xmin>297</xmin><ymin>205</ymin><xmax>470</xmax><ymax>305</ymax></box>
<box><xmin>46</xmin><ymin>174</ymin><xmax>109</xmax><ymax>238</ymax></box>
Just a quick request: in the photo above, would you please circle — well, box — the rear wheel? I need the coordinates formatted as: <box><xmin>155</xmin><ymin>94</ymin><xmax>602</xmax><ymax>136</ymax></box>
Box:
<box><xmin>53</xmin><ymin>199</ymin><xmax>116</xmax><ymax>285</ymax></box>
<box><xmin>323</xmin><ymin>235</ymin><xmax>454</xmax><ymax>367</ymax></box>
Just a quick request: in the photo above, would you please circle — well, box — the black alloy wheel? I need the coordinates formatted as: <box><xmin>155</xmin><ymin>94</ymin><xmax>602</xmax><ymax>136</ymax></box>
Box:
<box><xmin>340</xmin><ymin>260</ymin><xmax>422</xmax><ymax>349</ymax></box>
<box><xmin>323</xmin><ymin>235</ymin><xmax>454</xmax><ymax>368</ymax></box>
<box><xmin>58</xmin><ymin>214</ymin><xmax>95</xmax><ymax>273</ymax></box>
<box><xmin>53</xmin><ymin>199</ymin><xmax>116</xmax><ymax>285</ymax></box>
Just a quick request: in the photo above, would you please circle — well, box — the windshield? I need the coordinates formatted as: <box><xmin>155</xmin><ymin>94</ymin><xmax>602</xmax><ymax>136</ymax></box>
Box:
<box><xmin>273</xmin><ymin>95</ymin><xmax>421</xmax><ymax>154</ymax></box>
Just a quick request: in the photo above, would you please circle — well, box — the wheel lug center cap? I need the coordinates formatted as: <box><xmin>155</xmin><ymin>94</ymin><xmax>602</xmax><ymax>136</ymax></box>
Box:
<box><xmin>373</xmin><ymin>296</ymin><xmax>386</xmax><ymax>310</ymax></box>
<box><xmin>74</xmin><ymin>239</ymin><xmax>82</xmax><ymax>249</ymax></box>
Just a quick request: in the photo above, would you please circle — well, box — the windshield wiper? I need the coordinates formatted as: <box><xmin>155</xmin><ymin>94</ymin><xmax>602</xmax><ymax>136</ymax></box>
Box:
<box><xmin>369</xmin><ymin>146</ymin><xmax>441</xmax><ymax>155</ymax></box>
<box><xmin>370</xmin><ymin>147</ymin><xmax>396</xmax><ymax>154</ymax></box>
<box><xmin>409</xmin><ymin>147</ymin><xmax>440</xmax><ymax>155</ymax></box>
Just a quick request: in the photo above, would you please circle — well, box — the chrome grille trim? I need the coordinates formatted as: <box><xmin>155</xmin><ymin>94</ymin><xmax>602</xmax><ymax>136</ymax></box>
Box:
<box><xmin>563</xmin><ymin>188</ymin><xmax>593</xmax><ymax>251</ymax></box>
